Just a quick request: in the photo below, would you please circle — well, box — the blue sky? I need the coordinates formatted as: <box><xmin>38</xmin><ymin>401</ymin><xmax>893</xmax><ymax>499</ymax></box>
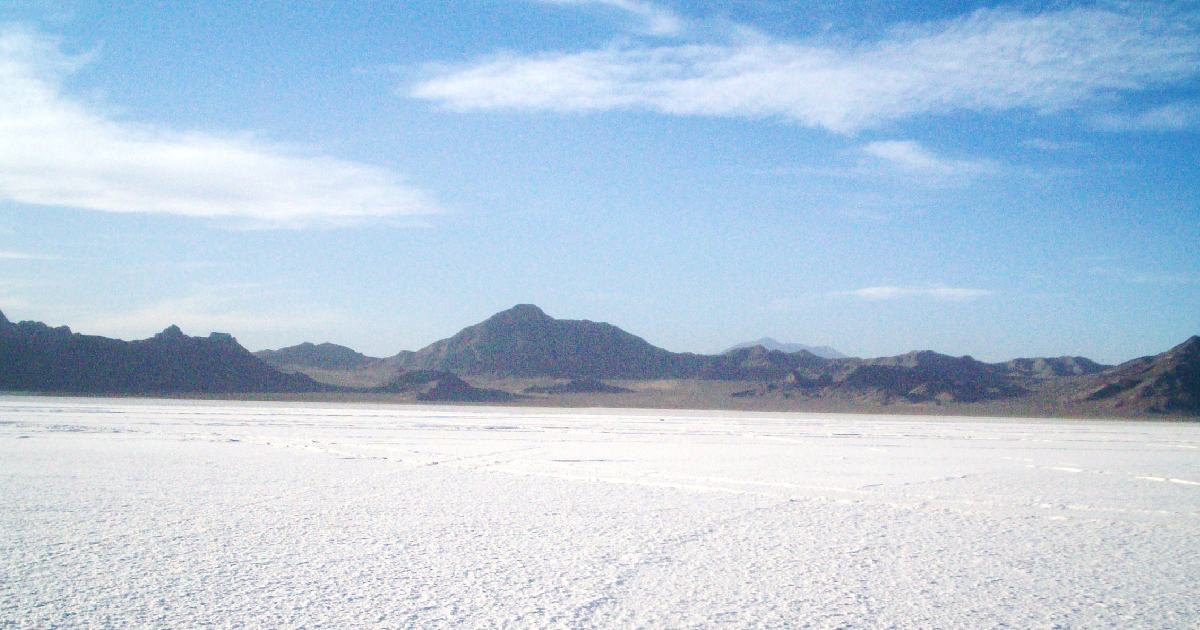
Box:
<box><xmin>0</xmin><ymin>0</ymin><xmax>1197</xmax><ymax>363</ymax></box>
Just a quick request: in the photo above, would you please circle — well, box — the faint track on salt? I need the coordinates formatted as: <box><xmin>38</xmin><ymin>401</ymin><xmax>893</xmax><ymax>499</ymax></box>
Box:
<box><xmin>205</xmin><ymin>431</ymin><xmax>1200</xmax><ymax>522</ymax></box>
<box><xmin>559</xmin><ymin>497</ymin><xmax>794</xmax><ymax>627</ymax></box>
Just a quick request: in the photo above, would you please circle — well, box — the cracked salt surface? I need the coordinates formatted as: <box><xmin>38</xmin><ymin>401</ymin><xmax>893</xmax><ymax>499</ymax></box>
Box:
<box><xmin>2</xmin><ymin>397</ymin><xmax>1198</xmax><ymax>628</ymax></box>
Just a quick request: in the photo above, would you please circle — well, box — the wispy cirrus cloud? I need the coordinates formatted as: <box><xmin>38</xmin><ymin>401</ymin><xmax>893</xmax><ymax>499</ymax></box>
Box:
<box><xmin>756</xmin><ymin>139</ymin><xmax>994</xmax><ymax>186</ymax></box>
<box><xmin>861</xmin><ymin>140</ymin><xmax>995</xmax><ymax>179</ymax></box>
<box><xmin>1090</xmin><ymin>101</ymin><xmax>1200</xmax><ymax>132</ymax></box>
<box><xmin>536</xmin><ymin>0</ymin><xmax>684</xmax><ymax>37</ymax></box>
<box><xmin>833</xmin><ymin>285</ymin><xmax>993</xmax><ymax>301</ymax></box>
<box><xmin>0</xmin><ymin>25</ymin><xmax>441</xmax><ymax>228</ymax></box>
<box><xmin>412</xmin><ymin>3</ymin><xmax>1200</xmax><ymax>133</ymax></box>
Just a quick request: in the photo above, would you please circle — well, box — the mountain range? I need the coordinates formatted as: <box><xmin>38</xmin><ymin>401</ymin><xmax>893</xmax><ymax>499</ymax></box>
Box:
<box><xmin>2</xmin><ymin>305</ymin><xmax>1197</xmax><ymax>416</ymax></box>
<box><xmin>0</xmin><ymin>313</ymin><xmax>323</xmax><ymax>394</ymax></box>
<box><xmin>724</xmin><ymin>338</ymin><xmax>847</xmax><ymax>359</ymax></box>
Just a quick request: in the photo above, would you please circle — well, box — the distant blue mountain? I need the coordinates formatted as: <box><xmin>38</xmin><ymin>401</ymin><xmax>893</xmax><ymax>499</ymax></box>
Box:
<box><xmin>725</xmin><ymin>338</ymin><xmax>847</xmax><ymax>359</ymax></box>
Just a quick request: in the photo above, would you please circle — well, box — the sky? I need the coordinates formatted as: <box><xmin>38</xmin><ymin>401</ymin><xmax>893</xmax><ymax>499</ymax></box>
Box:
<box><xmin>0</xmin><ymin>0</ymin><xmax>1197</xmax><ymax>364</ymax></box>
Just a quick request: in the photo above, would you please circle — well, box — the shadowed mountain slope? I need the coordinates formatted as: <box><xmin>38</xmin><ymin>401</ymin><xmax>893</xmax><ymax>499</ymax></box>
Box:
<box><xmin>0</xmin><ymin>313</ymin><xmax>326</xmax><ymax>394</ymax></box>
<box><xmin>256</xmin><ymin>342</ymin><xmax>377</xmax><ymax>371</ymax></box>
<box><xmin>393</xmin><ymin>304</ymin><xmax>704</xmax><ymax>378</ymax></box>
<box><xmin>1081</xmin><ymin>336</ymin><xmax>1200</xmax><ymax>412</ymax></box>
<box><xmin>1001</xmin><ymin>356</ymin><xmax>1109</xmax><ymax>379</ymax></box>
<box><xmin>700</xmin><ymin>345</ymin><xmax>829</xmax><ymax>381</ymax></box>
<box><xmin>832</xmin><ymin>351</ymin><xmax>1025</xmax><ymax>403</ymax></box>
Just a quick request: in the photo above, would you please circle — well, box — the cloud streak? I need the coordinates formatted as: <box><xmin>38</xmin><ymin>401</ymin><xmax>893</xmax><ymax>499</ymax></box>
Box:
<box><xmin>0</xmin><ymin>26</ymin><xmax>441</xmax><ymax>227</ymax></box>
<box><xmin>537</xmin><ymin>0</ymin><xmax>684</xmax><ymax>36</ymax></box>
<box><xmin>861</xmin><ymin>140</ymin><xmax>994</xmax><ymax>180</ymax></box>
<box><xmin>833</xmin><ymin>285</ymin><xmax>993</xmax><ymax>301</ymax></box>
<box><xmin>1090</xmin><ymin>101</ymin><xmax>1200</xmax><ymax>132</ymax></box>
<box><xmin>412</xmin><ymin>3</ymin><xmax>1200</xmax><ymax>133</ymax></box>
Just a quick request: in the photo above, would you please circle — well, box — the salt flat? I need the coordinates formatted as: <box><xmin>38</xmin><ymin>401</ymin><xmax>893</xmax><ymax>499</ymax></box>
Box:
<box><xmin>1</xmin><ymin>397</ymin><xmax>1198</xmax><ymax>628</ymax></box>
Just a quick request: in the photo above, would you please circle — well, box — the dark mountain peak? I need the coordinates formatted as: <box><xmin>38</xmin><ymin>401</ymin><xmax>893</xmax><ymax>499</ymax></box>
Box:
<box><xmin>155</xmin><ymin>325</ymin><xmax>186</xmax><ymax>341</ymax></box>
<box><xmin>700</xmin><ymin>344</ymin><xmax>828</xmax><ymax>380</ymax></box>
<box><xmin>1082</xmin><ymin>335</ymin><xmax>1200</xmax><ymax>412</ymax></box>
<box><xmin>396</xmin><ymin>304</ymin><xmax>686</xmax><ymax>378</ymax></box>
<box><xmin>1002</xmin><ymin>356</ymin><xmax>1109</xmax><ymax>378</ymax></box>
<box><xmin>723</xmin><ymin>345</ymin><xmax>777</xmax><ymax>365</ymax></box>
<box><xmin>146</xmin><ymin>326</ymin><xmax>238</xmax><ymax>348</ymax></box>
<box><xmin>1153</xmin><ymin>336</ymin><xmax>1200</xmax><ymax>368</ymax></box>
<box><xmin>256</xmin><ymin>341</ymin><xmax>374</xmax><ymax>371</ymax></box>
<box><xmin>0</xmin><ymin>309</ymin><xmax>9</xmax><ymax>325</ymax></box>
<box><xmin>1169</xmin><ymin>335</ymin><xmax>1200</xmax><ymax>357</ymax></box>
<box><xmin>721</xmin><ymin>344</ymin><xmax>828</xmax><ymax>365</ymax></box>
<box><xmin>485</xmin><ymin>304</ymin><xmax>551</xmax><ymax>326</ymax></box>
<box><xmin>741</xmin><ymin>344</ymin><xmax>771</xmax><ymax>358</ymax></box>
<box><xmin>874</xmin><ymin>350</ymin><xmax>968</xmax><ymax>369</ymax></box>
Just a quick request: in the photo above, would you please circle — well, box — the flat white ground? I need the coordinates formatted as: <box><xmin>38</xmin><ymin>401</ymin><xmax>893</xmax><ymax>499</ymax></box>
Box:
<box><xmin>1</xmin><ymin>397</ymin><xmax>1198</xmax><ymax>628</ymax></box>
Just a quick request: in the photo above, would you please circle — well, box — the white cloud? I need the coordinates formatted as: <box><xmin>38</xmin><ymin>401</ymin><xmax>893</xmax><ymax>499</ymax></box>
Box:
<box><xmin>833</xmin><ymin>285</ymin><xmax>993</xmax><ymax>301</ymax></box>
<box><xmin>537</xmin><ymin>0</ymin><xmax>684</xmax><ymax>36</ymax></box>
<box><xmin>1090</xmin><ymin>101</ymin><xmax>1200</xmax><ymax>132</ymax></box>
<box><xmin>861</xmin><ymin>140</ymin><xmax>993</xmax><ymax>179</ymax></box>
<box><xmin>0</xmin><ymin>26</ymin><xmax>441</xmax><ymax>227</ymax></box>
<box><xmin>412</xmin><ymin>3</ymin><xmax>1200</xmax><ymax>133</ymax></box>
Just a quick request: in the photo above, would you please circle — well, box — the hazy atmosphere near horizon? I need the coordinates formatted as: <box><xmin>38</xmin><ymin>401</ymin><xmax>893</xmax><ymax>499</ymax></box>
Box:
<box><xmin>1</xmin><ymin>1</ymin><xmax>1198</xmax><ymax>363</ymax></box>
